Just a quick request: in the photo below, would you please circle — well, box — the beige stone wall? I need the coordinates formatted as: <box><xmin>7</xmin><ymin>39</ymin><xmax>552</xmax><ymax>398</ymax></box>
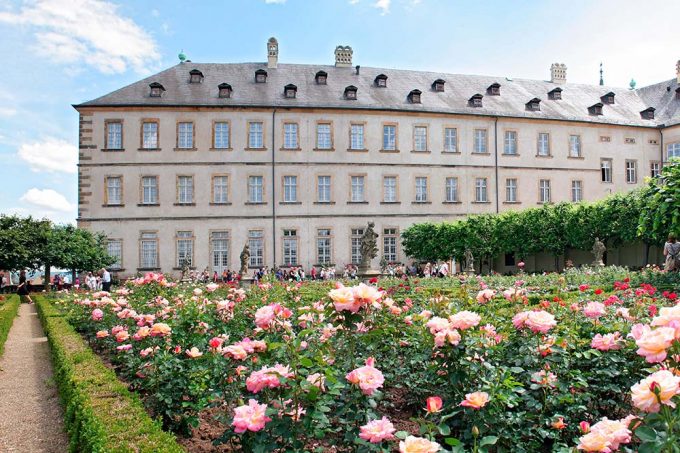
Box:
<box><xmin>78</xmin><ymin>107</ymin><xmax>663</xmax><ymax>277</ymax></box>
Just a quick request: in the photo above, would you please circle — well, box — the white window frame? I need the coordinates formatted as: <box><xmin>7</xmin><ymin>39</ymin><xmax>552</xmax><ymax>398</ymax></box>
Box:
<box><xmin>351</xmin><ymin>228</ymin><xmax>364</xmax><ymax>265</ymax></box>
<box><xmin>142</xmin><ymin>122</ymin><xmax>158</xmax><ymax>149</ymax></box>
<box><xmin>601</xmin><ymin>159</ymin><xmax>613</xmax><ymax>183</ymax></box>
<box><xmin>539</xmin><ymin>179</ymin><xmax>551</xmax><ymax>204</ymax></box>
<box><xmin>415</xmin><ymin>177</ymin><xmax>428</xmax><ymax>202</ymax></box>
<box><xmin>444</xmin><ymin>128</ymin><xmax>457</xmax><ymax>153</ymax></box>
<box><xmin>213</xmin><ymin>175</ymin><xmax>229</xmax><ymax>204</ymax></box>
<box><xmin>214</xmin><ymin>122</ymin><xmax>230</xmax><ymax>149</ymax></box>
<box><xmin>106</xmin><ymin>122</ymin><xmax>122</xmax><ymax>150</ymax></box>
<box><xmin>107</xmin><ymin>239</ymin><xmax>122</xmax><ymax>269</ymax></box>
<box><xmin>473</xmin><ymin>129</ymin><xmax>488</xmax><ymax>154</ymax></box>
<box><xmin>351</xmin><ymin>175</ymin><xmax>365</xmax><ymax>202</ymax></box>
<box><xmin>383</xmin><ymin>176</ymin><xmax>397</xmax><ymax>203</ymax></box>
<box><xmin>248</xmin><ymin>230</ymin><xmax>264</xmax><ymax>267</ymax></box>
<box><xmin>316</xmin><ymin>229</ymin><xmax>332</xmax><ymax>265</ymax></box>
<box><xmin>248</xmin><ymin>176</ymin><xmax>264</xmax><ymax>203</ymax></box>
<box><xmin>176</xmin><ymin>231</ymin><xmax>194</xmax><ymax>267</ymax></box>
<box><xmin>282</xmin><ymin>229</ymin><xmax>298</xmax><ymax>266</ymax></box>
<box><xmin>283</xmin><ymin>123</ymin><xmax>298</xmax><ymax>149</ymax></box>
<box><xmin>668</xmin><ymin>143</ymin><xmax>680</xmax><ymax>160</ymax></box>
<box><xmin>505</xmin><ymin>178</ymin><xmax>517</xmax><ymax>202</ymax></box>
<box><xmin>571</xmin><ymin>180</ymin><xmax>583</xmax><ymax>202</ymax></box>
<box><xmin>383</xmin><ymin>125</ymin><xmax>397</xmax><ymax>151</ymax></box>
<box><xmin>211</xmin><ymin>231</ymin><xmax>230</xmax><ymax>273</ymax></box>
<box><xmin>414</xmin><ymin>126</ymin><xmax>428</xmax><ymax>152</ymax></box>
<box><xmin>178</xmin><ymin>122</ymin><xmax>194</xmax><ymax>149</ymax></box>
<box><xmin>445</xmin><ymin>177</ymin><xmax>458</xmax><ymax>202</ymax></box>
<box><xmin>569</xmin><ymin>135</ymin><xmax>582</xmax><ymax>158</ymax></box>
<box><xmin>248</xmin><ymin>122</ymin><xmax>264</xmax><ymax>149</ymax></box>
<box><xmin>316</xmin><ymin>123</ymin><xmax>332</xmax><ymax>149</ymax></box>
<box><xmin>383</xmin><ymin>228</ymin><xmax>398</xmax><ymax>263</ymax></box>
<box><xmin>140</xmin><ymin>232</ymin><xmax>158</xmax><ymax>269</ymax></box>
<box><xmin>178</xmin><ymin>176</ymin><xmax>193</xmax><ymax>204</ymax></box>
<box><xmin>537</xmin><ymin>133</ymin><xmax>550</xmax><ymax>156</ymax></box>
<box><xmin>283</xmin><ymin>175</ymin><xmax>298</xmax><ymax>202</ymax></box>
<box><xmin>317</xmin><ymin>175</ymin><xmax>331</xmax><ymax>202</ymax></box>
<box><xmin>106</xmin><ymin>176</ymin><xmax>122</xmax><ymax>205</ymax></box>
<box><xmin>142</xmin><ymin>176</ymin><xmax>158</xmax><ymax>205</ymax></box>
<box><xmin>350</xmin><ymin>124</ymin><xmax>365</xmax><ymax>150</ymax></box>
<box><xmin>475</xmin><ymin>178</ymin><xmax>488</xmax><ymax>202</ymax></box>
<box><xmin>504</xmin><ymin>131</ymin><xmax>517</xmax><ymax>155</ymax></box>
<box><xmin>625</xmin><ymin>160</ymin><xmax>638</xmax><ymax>184</ymax></box>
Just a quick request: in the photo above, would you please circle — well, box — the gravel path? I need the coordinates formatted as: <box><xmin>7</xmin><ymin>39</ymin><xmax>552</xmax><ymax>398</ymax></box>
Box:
<box><xmin>0</xmin><ymin>303</ymin><xmax>69</xmax><ymax>452</ymax></box>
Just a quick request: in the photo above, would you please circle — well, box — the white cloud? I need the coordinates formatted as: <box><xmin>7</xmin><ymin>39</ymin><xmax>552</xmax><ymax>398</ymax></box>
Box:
<box><xmin>20</xmin><ymin>188</ymin><xmax>75</xmax><ymax>213</ymax></box>
<box><xmin>17</xmin><ymin>138</ymin><xmax>77</xmax><ymax>174</ymax></box>
<box><xmin>0</xmin><ymin>107</ymin><xmax>16</xmax><ymax>117</ymax></box>
<box><xmin>264</xmin><ymin>0</ymin><xmax>286</xmax><ymax>3</ymax></box>
<box><xmin>349</xmin><ymin>0</ymin><xmax>360</xmax><ymax>4</ymax></box>
<box><xmin>374</xmin><ymin>0</ymin><xmax>390</xmax><ymax>14</ymax></box>
<box><xmin>0</xmin><ymin>0</ymin><xmax>161</xmax><ymax>74</ymax></box>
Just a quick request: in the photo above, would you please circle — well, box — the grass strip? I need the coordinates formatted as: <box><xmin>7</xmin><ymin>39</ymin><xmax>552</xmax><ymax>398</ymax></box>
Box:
<box><xmin>36</xmin><ymin>296</ymin><xmax>184</xmax><ymax>453</ymax></box>
<box><xmin>0</xmin><ymin>295</ymin><xmax>21</xmax><ymax>357</ymax></box>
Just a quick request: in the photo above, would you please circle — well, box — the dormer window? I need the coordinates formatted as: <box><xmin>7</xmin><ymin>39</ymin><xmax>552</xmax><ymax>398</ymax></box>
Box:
<box><xmin>432</xmin><ymin>79</ymin><xmax>445</xmax><ymax>92</ymax></box>
<box><xmin>601</xmin><ymin>92</ymin><xmax>615</xmax><ymax>104</ymax></box>
<box><xmin>284</xmin><ymin>84</ymin><xmax>297</xmax><ymax>99</ymax></box>
<box><xmin>218</xmin><ymin>83</ymin><xmax>232</xmax><ymax>99</ymax></box>
<box><xmin>375</xmin><ymin>74</ymin><xmax>388</xmax><ymax>87</ymax></box>
<box><xmin>189</xmin><ymin>69</ymin><xmax>204</xmax><ymax>84</ymax></box>
<box><xmin>149</xmin><ymin>82</ymin><xmax>165</xmax><ymax>98</ymax></box>
<box><xmin>315</xmin><ymin>71</ymin><xmax>328</xmax><ymax>85</ymax></box>
<box><xmin>526</xmin><ymin>98</ymin><xmax>541</xmax><ymax>111</ymax></box>
<box><xmin>255</xmin><ymin>69</ymin><xmax>267</xmax><ymax>83</ymax></box>
<box><xmin>640</xmin><ymin>107</ymin><xmax>655</xmax><ymax>120</ymax></box>
<box><xmin>487</xmin><ymin>83</ymin><xmax>501</xmax><ymax>96</ymax></box>
<box><xmin>408</xmin><ymin>89</ymin><xmax>422</xmax><ymax>104</ymax></box>
<box><xmin>344</xmin><ymin>85</ymin><xmax>358</xmax><ymax>100</ymax></box>
<box><xmin>588</xmin><ymin>102</ymin><xmax>604</xmax><ymax>116</ymax></box>
<box><xmin>548</xmin><ymin>87</ymin><xmax>562</xmax><ymax>100</ymax></box>
<box><xmin>469</xmin><ymin>94</ymin><xmax>483</xmax><ymax>107</ymax></box>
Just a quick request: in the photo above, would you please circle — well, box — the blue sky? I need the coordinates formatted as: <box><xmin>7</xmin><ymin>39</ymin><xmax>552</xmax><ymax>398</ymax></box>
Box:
<box><xmin>1</xmin><ymin>0</ymin><xmax>679</xmax><ymax>224</ymax></box>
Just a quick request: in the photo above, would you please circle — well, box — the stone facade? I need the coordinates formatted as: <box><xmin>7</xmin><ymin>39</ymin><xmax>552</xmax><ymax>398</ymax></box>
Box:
<box><xmin>74</xmin><ymin>46</ymin><xmax>680</xmax><ymax>278</ymax></box>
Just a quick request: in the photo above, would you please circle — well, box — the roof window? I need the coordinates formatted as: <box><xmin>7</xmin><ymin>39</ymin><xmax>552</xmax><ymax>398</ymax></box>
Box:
<box><xmin>375</xmin><ymin>74</ymin><xmax>388</xmax><ymax>87</ymax></box>
<box><xmin>218</xmin><ymin>83</ymin><xmax>232</xmax><ymax>98</ymax></box>
<box><xmin>469</xmin><ymin>93</ymin><xmax>483</xmax><ymax>107</ymax></box>
<box><xmin>189</xmin><ymin>69</ymin><xmax>204</xmax><ymax>84</ymax></box>
<box><xmin>149</xmin><ymin>82</ymin><xmax>165</xmax><ymax>97</ymax></box>
<box><xmin>255</xmin><ymin>69</ymin><xmax>267</xmax><ymax>83</ymax></box>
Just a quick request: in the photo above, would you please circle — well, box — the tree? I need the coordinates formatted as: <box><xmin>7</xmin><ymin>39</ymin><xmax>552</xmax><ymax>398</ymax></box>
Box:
<box><xmin>0</xmin><ymin>215</ymin><xmax>51</xmax><ymax>271</ymax></box>
<box><xmin>639</xmin><ymin>160</ymin><xmax>680</xmax><ymax>249</ymax></box>
<box><xmin>44</xmin><ymin>224</ymin><xmax>116</xmax><ymax>282</ymax></box>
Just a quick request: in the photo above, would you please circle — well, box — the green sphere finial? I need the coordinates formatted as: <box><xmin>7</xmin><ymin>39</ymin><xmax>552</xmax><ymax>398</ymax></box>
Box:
<box><xmin>629</xmin><ymin>78</ymin><xmax>636</xmax><ymax>90</ymax></box>
<box><xmin>178</xmin><ymin>50</ymin><xmax>187</xmax><ymax>63</ymax></box>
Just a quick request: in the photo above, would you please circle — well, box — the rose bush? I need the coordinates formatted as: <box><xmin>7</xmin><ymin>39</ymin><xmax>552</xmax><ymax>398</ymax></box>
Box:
<box><xmin>54</xmin><ymin>270</ymin><xmax>680</xmax><ymax>451</ymax></box>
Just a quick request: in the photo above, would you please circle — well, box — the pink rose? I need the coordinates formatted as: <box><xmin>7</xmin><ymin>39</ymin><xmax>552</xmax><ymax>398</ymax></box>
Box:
<box><xmin>449</xmin><ymin>311</ymin><xmax>481</xmax><ymax>330</ymax></box>
<box><xmin>631</xmin><ymin>369</ymin><xmax>680</xmax><ymax>413</ymax></box>
<box><xmin>591</xmin><ymin>332</ymin><xmax>624</xmax><ymax>351</ymax></box>
<box><xmin>91</xmin><ymin>308</ymin><xmax>104</xmax><ymax>321</ymax></box>
<box><xmin>346</xmin><ymin>357</ymin><xmax>385</xmax><ymax>396</ymax></box>
<box><xmin>635</xmin><ymin>327</ymin><xmax>676</xmax><ymax>363</ymax></box>
<box><xmin>583</xmin><ymin>301</ymin><xmax>606</xmax><ymax>319</ymax></box>
<box><xmin>232</xmin><ymin>399</ymin><xmax>271</xmax><ymax>433</ymax></box>
<box><xmin>359</xmin><ymin>416</ymin><xmax>396</xmax><ymax>443</ymax></box>
<box><xmin>476</xmin><ymin>289</ymin><xmax>496</xmax><ymax>304</ymax></box>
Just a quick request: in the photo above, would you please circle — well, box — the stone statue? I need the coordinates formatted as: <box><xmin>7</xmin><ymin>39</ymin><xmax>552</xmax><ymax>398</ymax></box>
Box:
<box><xmin>464</xmin><ymin>249</ymin><xmax>475</xmax><ymax>274</ymax></box>
<box><xmin>180</xmin><ymin>260</ymin><xmax>191</xmax><ymax>282</ymax></box>
<box><xmin>239</xmin><ymin>243</ymin><xmax>250</xmax><ymax>276</ymax></box>
<box><xmin>359</xmin><ymin>222</ymin><xmax>379</xmax><ymax>270</ymax></box>
<box><xmin>592</xmin><ymin>237</ymin><xmax>606</xmax><ymax>267</ymax></box>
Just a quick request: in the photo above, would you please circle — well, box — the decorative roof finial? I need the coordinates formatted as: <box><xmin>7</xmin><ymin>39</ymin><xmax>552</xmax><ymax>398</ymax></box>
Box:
<box><xmin>178</xmin><ymin>50</ymin><xmax>187</xmax><ymax>63</ymax></box>
<box><xmin>599</xmin><ymin>62</ymin><xmax>604</xmax><ymax>86</ymax></box>
<box><xmin>629</xmin><ymin>78</ymin><xmax>636</xmax><ymax>90</ymax></box>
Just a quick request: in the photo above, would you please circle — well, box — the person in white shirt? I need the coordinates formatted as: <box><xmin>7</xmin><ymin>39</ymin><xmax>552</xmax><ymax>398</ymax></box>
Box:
<box><xmin>101</xmin><ymin>268</ymin><xmax>111</xmax><ymax>292</ymax></box>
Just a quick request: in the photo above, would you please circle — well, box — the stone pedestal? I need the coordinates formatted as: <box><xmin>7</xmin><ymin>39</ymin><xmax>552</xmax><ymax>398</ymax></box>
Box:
<box><xmin>357</xmin><ymin>268</ymin><xmax>382</xmax><ymax>282</ymax></box>
<box><xmin>239</xmin><ymin>276</ymin><xmax>255</xmax><ymax>287</ymax></box>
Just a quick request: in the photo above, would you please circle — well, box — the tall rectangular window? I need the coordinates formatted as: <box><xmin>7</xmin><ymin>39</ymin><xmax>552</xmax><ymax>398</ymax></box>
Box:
<box><xmin>140</xmin><ymin>232</ymin><xmax>158</xmax><ymax>269</ymax></box>
<box><xmin>625</xmin><ymin>160</ymin><xmax>638</xmax><ymax>183</ymax></box>
<box><xmin>282</xmin><ymin>229</ymin><xmax>298</xmax><ymax>265</ymax></box>
<box><xmin>178</xmin><ymin>122</ymin><xmax>194</xmax><ymax>149</ymax></box>
<box><xmin>106</xmin><ymin>176</ymin><xmax>122</xmax><ymax>205</ymax></box>
<box><xmin>539</xmin><ymin>179</ymin><xmax>551</xmax><ymax>203</ymax></box>
<box><xmin>351</xmin><ymin>228</ymin><xmax>364</xmax><ymax>265</ymax></box>
<box><xmin>248</xmin><ymin>230</ymin><xmax>264</xmax><ymax>267</ymax></box>
<box><xmin>569</xmin><ymin>135</ymin><xmax>582</xmax><ymax>157</ymax></box>
<box><xmin>669</xmin><ymin>143</ymin><xmax>680</xmax><ymax>159</ymax></box>
<box><xmin>383</xmin><ymin>176</ymin><xmax>397</xmax><ymax>202</ymax></box>
<box><xmin>473</xmin><ymin>129</ymin><xmax>487</xmax><ymax>153</ymax></box>
<box><xmin>141</xmin><ymin>176</ymin><xmax>158</xmax><ymax>204</ymax></box>
<box><xmin>475</xmin><ymin>178</ymin><xmax>488</xmax><ymax>202</ymax></box>
<box><xmin>601</xmin><ymin>158</ymin><xmax>612</xmax><ymax>183</ymax></box>
<box><xmin>283</xmin><ymin>123</ymin><xmax>298</xmax><ymax>149</ymax></box>
<box><xmin>651</xmin><ymin>161</ymin><xmax>661</xmax><ymax>178</ymax></box>
<box><xmin>504</xmin><ymin>131</ymin><xmax>517</xmax><ymax>155</ymax></box>
<box><xmin>214</xmin><ymin>122</ymin><xmax>230</xmax><ymax>149</ymax></box>
<box><xmin>176</xmin><ymin>231</ymin><xmax>193</xmax><ymax>267</ymax></box>
<box><xmin>283</xmin><ymin>176</ymin><xmax>298</xmax><ymax>202</ymax></box>
<box><xmin>316</xmin><ymin>123</ymin><xmax>332</xmax><ymax>149</ymax></box>
<box><xmin>106</xmin><ymin>121</ymin><xmax>122</xmax><ymax>149</ymax></box>
<box><xmin>383</xmin><ymin>125</ymin><xmax>396</xmax><ymax>150</ymax></box>
<box><xmin>537</xmin><ymin>133</ymin><xmax>550</xmax><ymax>156</ymax></box>
<box><xmin>212</xmin><ymin>176</ymin><xmax>229</xmax><ymax>204</ymax></box>
<box><xmin>572</xmin><ymin>180</ymin><xmax>583</xmax><ymax>202</ymax></box>
<box><xmin>383</xmin><ymin>228</ymin><xmax>398</xmax><ymax>263</ymax></box>
<box><xmin>351</xmin><ymin>176</ymin><xmax>365</xmax><ymax>202</ymax></box>
<box><xmin>211</xmin><ymin>231</ymin><xmax>229</xmax><ymax>273</ymax></box>
<box><xmin>350</xmin><ymin>124</ymin><xmax>364</xmax><ymax>150</ymax></box>
<box><xmin>415</xmin><ymin>177</ymin><xmax>428</xmax><ymax>202</ymax></box>
<box><xmin>248</xmin><ymin>176</ymin><xmax>264</xmax><ymax>203</ymax></box>
<box><xmin>317</xmin><ymin>176</ymin><xmax>331</xmax><ymax>202</ymax></box>
<box><xmin>444</xmin><ymin>128</ymin><xmax>457</xmax><ymax>152</ymax></box>
<box><xmin>316</xmin><ymin>229</ymin><xmax>332</xmax><ymax>264</ymax></box>
<box><xmin>248</xmin><ymin>122</ymin><xmax>264</xmax><ymax>149</ymax></box>
<box><xmin>177</xmin><ymin>176</ymin><xmax>193</xmax><ymax>204</ymax></box>
<box><xmin>414</xmin><ymin>126</ymin><xmax>428</xmax><ymax>151</ymax></box>
<box><xmin>445</xmin><ymin>177</ymin><xmax>458</xmax><ymax>202</ymax></box>
<box><xmin>142</xmin><ymin>122</ymin><xmax>158</xmax><ymax>149</ymax></box>
<box><xmin>505</xmin><ymin>178</ymin><xmax>517</xmax><ymax>202</ymax></box>
<box><xmin>107</xmin><ymin>239</ymin><xmax>122</xmax><ymax>269</ymax></box>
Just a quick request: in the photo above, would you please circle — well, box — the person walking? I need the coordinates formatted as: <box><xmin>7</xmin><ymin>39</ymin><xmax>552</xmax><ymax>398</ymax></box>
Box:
<box><xmin>101</xmin><ymin>267</ymin><xmax>112</xmax><ymax>292</ymax></box>
<box><xmin>17</xmin><ymin>270</ymin><xmax>33</xmax><ymax>304</ymax></box>
<box><xmin>663</xmin><ymin>234</ymin><xmax>680</xmax><ymax>272</ymax></box>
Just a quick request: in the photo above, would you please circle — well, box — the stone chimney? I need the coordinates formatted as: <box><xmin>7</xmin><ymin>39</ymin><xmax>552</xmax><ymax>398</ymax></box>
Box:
<box><xmin>550</xmin><ymin>63</ymin><xmax>567</xmax><ymax>84</ymax></box>
<box><xmin>676</xmin><ymin>60</ymin><xmax>680</xmax><ymax>83</ymax></box>
<box><xmin>335</xmin><ymin>46</ymin><xmax>353</xmax><ymax>67</ymax></box>
<box><xmin>267</xmin><ymin>37</ymin><xmax>278</xmax><ymax>69</ymax></box>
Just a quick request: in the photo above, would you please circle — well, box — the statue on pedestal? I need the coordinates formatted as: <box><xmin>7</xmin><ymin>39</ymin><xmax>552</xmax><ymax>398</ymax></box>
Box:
<box><xmin>239</xmin><ymin>244</ymin><xmax>250</xmax><ymax>276</ymax></box>
<box><xmin>464</xmin><ymin>249</ymin><xmax>475</xmax><ymax>274</ymax></box>
<box><xmin>180</xmin><ymin>260</ymin><xmax>191</xmax><ymax>282</ymax></box>
<box><xmin>591</xmin><ymin>237</ymin><xmax>606</xmax><ymax>267</ymax></box>
<box><xmin>359</xmin><ymin>222</ymin><xmax>379</xmax><ymax>271</ymax></box>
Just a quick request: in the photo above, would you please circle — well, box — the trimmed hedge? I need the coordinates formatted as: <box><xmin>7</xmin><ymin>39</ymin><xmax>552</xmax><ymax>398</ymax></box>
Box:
<box><xmin>0</xmin><ymin>295</ymin><xmax>20</xmax><ymax>356</ymax></box>
<box><xmin>35</xmin><ymin>296</ymin><xmax>184</xmax><ymax>453</ymax></box>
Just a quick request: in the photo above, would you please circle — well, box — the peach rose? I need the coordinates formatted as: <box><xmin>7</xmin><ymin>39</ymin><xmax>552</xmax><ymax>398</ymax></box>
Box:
<box><xmin>591</xmin><ymin>332</ymin><xmax>623</xmax><ymax>351</ymax></box>
<box><xmin>359</xmin><ymin>416</ymin><xmax>396</xmax><ymax>443</ymax></box>
<box><xmin>476</xmin><ymin>289</ymin><xmax>496</xmax><ymax>304</ymax></box>
<box><xmin>185</xmin><ymin>347</ymin><xmax>203</xmax><ymax>358</ymax></box>
<box><xmin>576</xmin><ymin>430</ymin><xmax>612</xmax><ymax>452</ymax></box>
<box><xmin>449</xmin><ymin>311</ymin><xmax>481</xmax><ymax>330</ymax></box>
<box><xmin>399</xmin><ymin>435</ymin><xmax>441</xmax><ymax>453</ymax></box>
<box><xmin>631</xmin><ymin>369</ymin><xmax>680</xmax><ymax>413</ymax></box>
<box><xmin>232</xmin><ymin>399</ymin><xmax>271</xmax><ymax>433</ymax></box>
<box><xmin>635</xmin><ymin>327</ymin><xmax>676</xmax><ymax>363</ymax></box>
<box><xmin>150</xmin><ymin>322</ymin><xmax>172</xmax><ymax>337</ymax></box>
<box><xmin>346</xmin><ymin>357</ymin><xmax>385</xmax><ymax>396</ymax></box>
<box><xmin>460</xmin><ymin>391</ymin><xmax>489</xmax><ymax>409</ymax></box>
<box><xmin>329</xmin><ymin>285</ymin><xmax>361</xmax><ymax>313</ymax></box>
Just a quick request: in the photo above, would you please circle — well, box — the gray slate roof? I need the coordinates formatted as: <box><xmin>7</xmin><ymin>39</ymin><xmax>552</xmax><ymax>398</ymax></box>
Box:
<box><xmin>78</xmin><ymin>63</ymin><xmax>680</xmax><ymax>128</ymax></box>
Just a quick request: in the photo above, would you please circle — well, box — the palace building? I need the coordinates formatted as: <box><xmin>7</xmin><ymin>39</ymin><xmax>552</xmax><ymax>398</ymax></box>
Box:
<box><xmin>74</xmin><ymin>38</ymin><xmax>680</xmax><ymax>277</ymax></box>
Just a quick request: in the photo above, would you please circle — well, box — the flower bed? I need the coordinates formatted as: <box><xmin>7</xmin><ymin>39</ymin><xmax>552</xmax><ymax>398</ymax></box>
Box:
<box><xmin>0</xmin><ymin>295</ymin><xmax>20</xmax><ymax>356</ymax></box>
<box><xmin>55</xmin><ymin>270</ymin><xmax>680</xmax><ymax>452</ymax></box>
<box><xmin>36</xmin><ymin>295</ymin><xmax>184</xmax><ymax>452</ymax></box>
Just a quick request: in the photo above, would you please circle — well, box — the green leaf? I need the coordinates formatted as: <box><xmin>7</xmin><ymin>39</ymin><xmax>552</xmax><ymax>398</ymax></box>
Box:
<box><xmin>299</xmin><ymin>357</ymin><xmax>313</xmax><ymax>367</ymax></box>
<box><xmin>445</xmin><ymin>437</ymin><xmax>462</xmax><ymax>446</ymax></box>
<box><xmin>479</xmin><ymin>436</ymin><xmax>499</xmax><ymax>447</ymax></box>
<box><xmin>438</xmin><ymin>424</ymin><xmax>451</xmax><ymax>436</ymax></box>
<box><xmin>636</xmin><ymin>426</ymin><xmax>658</xmax><ymax>443</ymax></box>
<box><xmin>395</xmin><ymin>431</ymin><xmax>409</xmax><ymax>440</ymax></box>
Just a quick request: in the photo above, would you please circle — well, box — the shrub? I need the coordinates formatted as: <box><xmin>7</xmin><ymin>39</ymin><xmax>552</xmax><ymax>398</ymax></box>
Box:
<box><xmin>0</xmin><ymin>295</ymin><xmax>20</xmax><ymax>356</ymax></box>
